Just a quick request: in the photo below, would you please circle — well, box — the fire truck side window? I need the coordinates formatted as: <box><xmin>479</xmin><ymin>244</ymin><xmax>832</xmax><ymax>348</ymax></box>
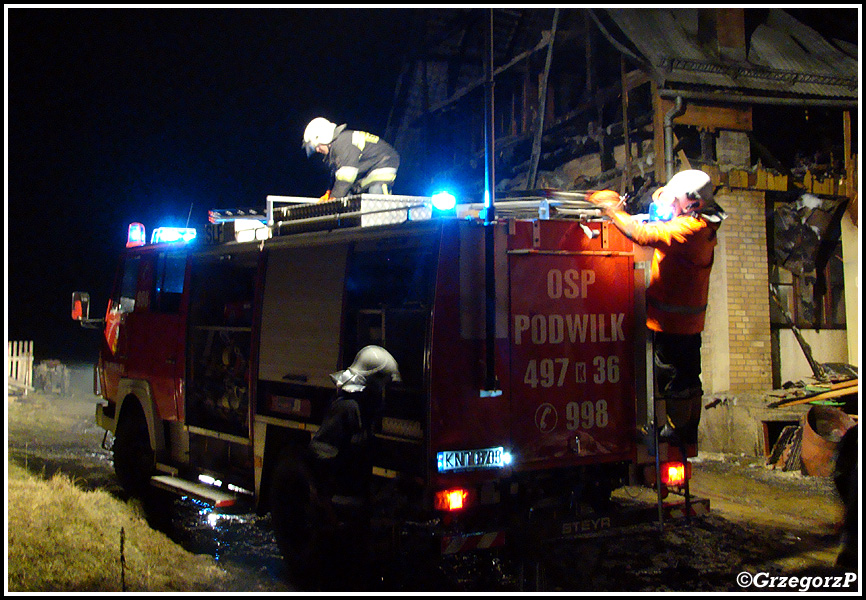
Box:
<box><xmin>116</xmin><ymin>255</ymin><xmax>141</xmax><ymax>313</ymax></box>
<box><xmin>153</xmin><ymin>252</ymin><xmax>186</xmax><ymax>314</ymax></box>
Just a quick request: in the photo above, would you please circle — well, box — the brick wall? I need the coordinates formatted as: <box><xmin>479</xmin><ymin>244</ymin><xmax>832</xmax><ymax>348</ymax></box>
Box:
<box><xmin>706</xmin><ymin>188</ymin><xmax>773</xmax><ymax>392</ymax></box>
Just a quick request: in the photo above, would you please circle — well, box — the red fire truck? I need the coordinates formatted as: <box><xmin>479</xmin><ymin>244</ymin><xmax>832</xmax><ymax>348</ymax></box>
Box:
<box><xmin>72</xmin><ymin>192</ymin><xmax>705</xmax><ymax>586</ymax></box>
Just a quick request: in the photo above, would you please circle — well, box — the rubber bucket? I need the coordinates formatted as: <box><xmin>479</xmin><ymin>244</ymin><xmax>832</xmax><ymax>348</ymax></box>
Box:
<box><xmin>800</xmin><ymin>405</ymin><xmax>856</xmax><ymax>477</ymax></box>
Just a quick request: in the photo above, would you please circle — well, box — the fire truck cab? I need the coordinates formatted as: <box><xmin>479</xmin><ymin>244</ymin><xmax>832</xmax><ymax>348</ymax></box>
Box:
<box><xmin>73</xmin><ymin>193</ymin><xmax>704</xmax><ymax>584</ymax></box>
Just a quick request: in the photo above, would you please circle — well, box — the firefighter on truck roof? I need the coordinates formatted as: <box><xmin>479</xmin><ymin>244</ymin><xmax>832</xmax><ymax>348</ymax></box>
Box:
<box><xmin>587</xmin><ymin>169</ymin><xmax>727</xmax><ymax>446</ymax></box>
<box><xmin>302</xmin><ymin>117</ymin><xmax>400</xmax><ymax>202</ymax></box>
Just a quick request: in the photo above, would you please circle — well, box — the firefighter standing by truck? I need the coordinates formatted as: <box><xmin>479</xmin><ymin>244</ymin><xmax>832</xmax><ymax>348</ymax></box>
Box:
<box><xmin>587</xmin><ymin>169</ymin><xmax>727</xmax><ymax>446</ymax></box>
<box><xmin>308</xmin><ymin>345</ymin><xmax>402</xmax><ymax>505</ymax></box>
<box><xmin>302</xmin><ymin>345</ymin><xmax>402</xmax><ymax>589</ymax></box>
<box><xmin>302</xmin><ymin>117</ymin><xmax>400</xmax><ymax>201</ymax></box>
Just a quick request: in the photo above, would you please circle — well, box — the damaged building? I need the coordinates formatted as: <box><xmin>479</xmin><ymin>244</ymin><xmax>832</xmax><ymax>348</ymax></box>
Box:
<box><xmin>384</xmin><ymin>8</ymin><xmax>858</xmax><ymax>458</ymax></box>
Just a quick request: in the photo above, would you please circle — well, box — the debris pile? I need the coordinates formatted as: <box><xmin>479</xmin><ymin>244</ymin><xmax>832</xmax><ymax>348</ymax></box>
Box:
<box><xmin>767</xmin><ymin>424</ymin><xmax>803</xmax><ymax>472</ymax></box>
<box><xmin>33</xmin><ymin>360</ymin><xmax>70</xmax><ymax>395</ymax></box>
<box><xmin>765</xmin><ymin>372</ymin><xmax>858</xmax><ymax>475</ymax></box>
<box><xmin>766</xmin><ymin>375</ymin><xmax>858</xmax><ymax>410</ymax></box>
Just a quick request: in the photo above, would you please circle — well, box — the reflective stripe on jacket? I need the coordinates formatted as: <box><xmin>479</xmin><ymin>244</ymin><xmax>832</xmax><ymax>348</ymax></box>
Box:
<box><xmin>327</xmin><ymin>127</ymin><xmax>400</xmax><ymax>198</ymax></box>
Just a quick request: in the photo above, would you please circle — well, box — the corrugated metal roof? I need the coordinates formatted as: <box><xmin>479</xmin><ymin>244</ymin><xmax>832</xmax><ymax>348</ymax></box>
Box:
<box><xmin>602</xmin><ymin>8</ymin><xmax>857</xmax><ymax>99</ymax></box>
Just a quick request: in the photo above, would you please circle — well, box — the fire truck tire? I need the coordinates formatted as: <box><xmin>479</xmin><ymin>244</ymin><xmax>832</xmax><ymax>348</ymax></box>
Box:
<box><xmin>269</xmin><ymin>451</ymin><xmax>331</xmax><ymax>590</ymax></box>
<box><xmin>113</xmin><ymin>401</ymin><xmax>155</xmax><ymax>497</ymax></box>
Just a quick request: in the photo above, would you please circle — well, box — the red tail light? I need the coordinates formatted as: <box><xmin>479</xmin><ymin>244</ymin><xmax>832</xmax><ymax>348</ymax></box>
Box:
<box><xmin>660</xmin><ymin>461</ymin><xmax>691</xmax><ymax>486</ymax></box>
<box><xmin>435</xmin><ymin>488</ymin><xmax>469</xmax><ymax>511</ymax></box>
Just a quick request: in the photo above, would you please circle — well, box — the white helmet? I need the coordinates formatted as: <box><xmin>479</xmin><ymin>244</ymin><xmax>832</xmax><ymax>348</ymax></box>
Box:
<box><xmin>330</xmin><ymin>345</ymin><xmax>402</xmax><ymax>393</ymax></box>
<box><xmin>652</xmin><ymin>169</ymin><xmax>726</xmax><ymax>222</ymax></box>
<box><xmin>302</xmin><ymin>117</ymin><xmax>337</xmax><ymax>157</ymax></box>
<box><xmin>656</xmin><ymin>169</ymin><xmax>714</xmax><ymax>206</ymax></box>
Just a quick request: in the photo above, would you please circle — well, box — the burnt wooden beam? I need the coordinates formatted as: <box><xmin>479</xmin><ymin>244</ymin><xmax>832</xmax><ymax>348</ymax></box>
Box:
<box><xmin>411</xmin><ymin>31</ymin><xmax>553</xmax><ymax>125</ymax></box>
<box><xmin>527</xmin><ymin>8</ymin><xmax>559</xmax><ymax>189</ymax></box>
<box><xmin>658</xmin><ymin>98</ymin><xmax>752</xmax><ymax>132</ymax></box>
<box><xmin>448</xmin><ymin>11</ymin><xmax>481</xmax><ymax>97</ymax></box>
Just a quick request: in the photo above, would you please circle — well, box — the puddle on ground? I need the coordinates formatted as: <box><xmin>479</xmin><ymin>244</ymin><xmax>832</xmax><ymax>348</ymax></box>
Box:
<box><xmin>140</xmin><ymin>492</ymin><xmax>292</xmax><ymax>589</ymax></box>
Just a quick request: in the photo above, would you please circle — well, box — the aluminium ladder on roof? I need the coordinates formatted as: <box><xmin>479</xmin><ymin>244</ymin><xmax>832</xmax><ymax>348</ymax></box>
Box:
<box><xmin>210</xmin><ymin>191</ymin><xmax>605</xmax><ymax>239</ymax></box>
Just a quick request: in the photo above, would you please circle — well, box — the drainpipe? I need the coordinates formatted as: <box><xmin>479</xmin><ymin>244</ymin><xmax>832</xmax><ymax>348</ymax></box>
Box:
<box><xmin>664</xmin><ymin>96</ymin><xmax>686</xmax><ymax>181</ymax></box>
<box><xmin>655</xmin><ymin>96</ymin><xmax>685</xmax><ymax>530</ymax></box>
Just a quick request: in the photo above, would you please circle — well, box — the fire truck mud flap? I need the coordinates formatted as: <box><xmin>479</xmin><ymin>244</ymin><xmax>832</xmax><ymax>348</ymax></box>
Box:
<box><xmin>95</xmin><ymin>402</ymin><xmax>116</xmax><ymax>433</ymax></box>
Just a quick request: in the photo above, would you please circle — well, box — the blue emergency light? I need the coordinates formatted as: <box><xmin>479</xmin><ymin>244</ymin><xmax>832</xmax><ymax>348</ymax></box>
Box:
<box><xmin>151</xmin><ymin>227</ymin><xmax>197</xmax><ymax>244</ymax></box>
<box><xmin>431</xmin><ymin>190</ymin><xmax>457</xmax><ymax>213</ymax></box>
<box><xmin>126</xmin><ymin>223</ymin><xmax>146</xmax><ymax>248</ymax></box>
<box><xmin>649</xmin><ymin>199</ymin><xmax>675</xmax><ymax>222</ymax></box>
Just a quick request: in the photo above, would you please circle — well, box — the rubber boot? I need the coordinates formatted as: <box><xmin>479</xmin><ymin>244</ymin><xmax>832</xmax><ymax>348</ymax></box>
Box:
<box><xmin>663</xmin><ymin>395</ymin><xmax>701</xmax><ymax>452</ymax></box>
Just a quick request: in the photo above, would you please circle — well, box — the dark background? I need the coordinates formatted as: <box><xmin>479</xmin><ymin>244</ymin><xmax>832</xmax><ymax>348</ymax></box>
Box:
<box><xmin>5</xmin><ymin>7</ymin><xmax>859</xmax><ymax>363</ymax></box>
<box><xmin>7</xmin><ymin>8</ymin><xmax>412</xmax><ymax>362</ymax></box>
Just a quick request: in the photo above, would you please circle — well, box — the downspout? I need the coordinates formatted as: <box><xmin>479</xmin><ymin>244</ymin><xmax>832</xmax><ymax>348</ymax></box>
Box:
<box><xmin>664</xmin><ymin>96</ymin><xmax>686</xmax><ymax>180</ymax></box>
<box><xmin>655</xmin><ymin>94</ymin><xmax>685</xmax><ymax>530</ymax></box>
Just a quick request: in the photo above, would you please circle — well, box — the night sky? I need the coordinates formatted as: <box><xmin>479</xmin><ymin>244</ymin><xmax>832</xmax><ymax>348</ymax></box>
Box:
<box><xmin>7</xmin><ymin>7</ymin><xmax>412</xmax><ymax>362</ymax></box>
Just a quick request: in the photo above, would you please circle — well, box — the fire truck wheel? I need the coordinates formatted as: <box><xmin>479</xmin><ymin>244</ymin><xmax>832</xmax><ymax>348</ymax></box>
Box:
<box><xmin>269</xmin><ymin>451</ymin><xmax>331</xmax><ymax>590</ymax></box>
<box><xmin>113</xmin><ymin>401</ymin><xmax>155</xmax><ymax>496</ymax></box>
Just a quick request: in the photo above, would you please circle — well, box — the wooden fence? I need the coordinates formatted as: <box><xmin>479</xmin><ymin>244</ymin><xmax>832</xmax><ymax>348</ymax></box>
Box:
<box><xmin>8</xmin><ymin>340</ymin><xmax>34</xmax><ymax>395</ymax></box>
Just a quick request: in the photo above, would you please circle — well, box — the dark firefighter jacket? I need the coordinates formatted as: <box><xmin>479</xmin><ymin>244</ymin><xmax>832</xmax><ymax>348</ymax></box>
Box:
<box><xmin>609</xmin><ymin>211</ymin><xmax>722</xmax><ymax>335</ymax></box>
<box><xmin>326</xmin><ymin>125</ymin><xmax>400</xmax><ymax>198</ymax></box>
<box><xmin>308</xmin><ymin>387</ymin><xmax>383</xmax><ymax>498</ymax></box>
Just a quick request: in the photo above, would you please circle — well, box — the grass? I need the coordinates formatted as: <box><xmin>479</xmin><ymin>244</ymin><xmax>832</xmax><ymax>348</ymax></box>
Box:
<box><xmin>7</xmin><ymin>385</ymin><xmax>290</xmax><ymax>593</ymax></box>
<box><xmin>6</xmin><ymin>459</ymin><xmax>230</xmax><ymax>592</ymax></box>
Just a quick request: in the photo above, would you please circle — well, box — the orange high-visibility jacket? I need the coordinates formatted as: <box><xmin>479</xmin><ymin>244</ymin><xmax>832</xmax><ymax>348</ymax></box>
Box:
<box><xmin>610</xmin><ymin>211</ymin><xmax>720</xmax><ymax>334</ymax></box>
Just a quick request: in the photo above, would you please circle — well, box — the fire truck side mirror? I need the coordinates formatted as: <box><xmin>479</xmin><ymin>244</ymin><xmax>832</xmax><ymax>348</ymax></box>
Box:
<box><xmin>71</xmin><ymin>292</ymin><xmax>90</xmax><ymax>321</ymax></box>
<box><xmin>72</xmin><ymin>291</ymin><xmax>104</xmax><ymax>329</ymax></box>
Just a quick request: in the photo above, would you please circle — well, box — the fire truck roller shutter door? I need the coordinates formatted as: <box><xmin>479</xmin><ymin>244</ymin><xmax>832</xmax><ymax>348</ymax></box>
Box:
<box><xmin>258</xmin><ymin>243</ymin><xmax>350</xmax><ymax>387</ymax></box>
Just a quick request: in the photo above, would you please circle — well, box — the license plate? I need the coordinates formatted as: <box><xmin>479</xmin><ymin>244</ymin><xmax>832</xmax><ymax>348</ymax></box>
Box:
<box><xmin>437</xmin><ymin>446</ymin><xmax>507</xmax><ymax>472</ymax></box>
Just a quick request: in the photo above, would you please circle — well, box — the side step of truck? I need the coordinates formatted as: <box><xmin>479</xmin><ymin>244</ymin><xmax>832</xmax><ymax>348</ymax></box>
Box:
<box><xmin>150</xmin><ymin>474</ymin><xmax>238</xmax><ymax>508</ymax></box>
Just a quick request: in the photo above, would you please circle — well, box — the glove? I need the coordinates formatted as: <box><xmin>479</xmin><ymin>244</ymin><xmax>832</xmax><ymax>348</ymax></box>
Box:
<box><xmin>587</xmin><ymin>190</ymin><xmax>624</xmax><ymax>211</ymax></box>
<box><xmin>318</xmin><ymin>190</ymin><xmax>332</xmax><ymax>203</ymax></box>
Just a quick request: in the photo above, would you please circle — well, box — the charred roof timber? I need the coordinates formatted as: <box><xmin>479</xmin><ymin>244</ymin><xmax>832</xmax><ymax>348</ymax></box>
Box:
<box><xmin>387</xmin><ymin>8</ymin><xmax>857</xmax><ymax>197</ymax></box>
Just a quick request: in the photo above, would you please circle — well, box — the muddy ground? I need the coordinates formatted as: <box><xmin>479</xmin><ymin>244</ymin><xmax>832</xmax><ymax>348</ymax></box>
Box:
<box><xmin>6</xmin><ymin>367</ymin><xmax>860</xmax><ymax>592</ymax></box>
